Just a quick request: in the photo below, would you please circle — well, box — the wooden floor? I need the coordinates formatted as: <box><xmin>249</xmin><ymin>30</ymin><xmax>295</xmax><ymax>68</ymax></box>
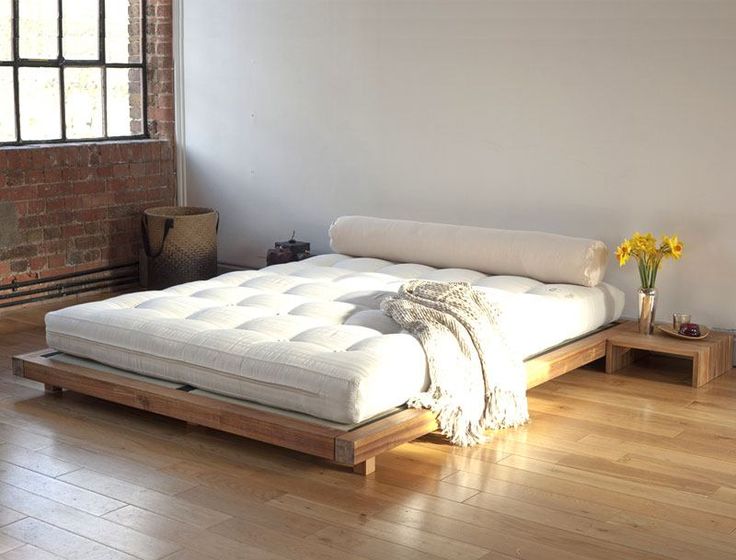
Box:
<box><xmin>1</xmin><ymin>301</ymin><xmax>735</xmax><ymax>560</ymax></box>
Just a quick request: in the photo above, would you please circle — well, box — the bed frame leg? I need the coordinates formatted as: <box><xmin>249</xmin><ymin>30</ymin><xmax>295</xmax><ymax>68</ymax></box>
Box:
<box><xmin>353</xmin><ymin>457</ymin><xmax>375</xmax><ymax>476</ymax></box>
<box><xmin>44</xmin><ymin>384</ymin><xmax>63</xmax><ymax>394</ymax></box>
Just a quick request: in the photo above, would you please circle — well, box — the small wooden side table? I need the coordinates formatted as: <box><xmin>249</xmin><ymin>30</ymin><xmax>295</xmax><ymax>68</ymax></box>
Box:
<box><xmin>605</xmin><ymin>321</ymin><xmax>733</xmax><ymax>387</ymax></box>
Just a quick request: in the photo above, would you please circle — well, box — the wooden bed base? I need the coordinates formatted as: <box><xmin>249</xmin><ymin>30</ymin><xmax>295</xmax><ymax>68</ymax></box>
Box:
<box><xmin>13</xmin><ymin>323</ymin><xmax>616</xmax><ymax>475</ymax></box>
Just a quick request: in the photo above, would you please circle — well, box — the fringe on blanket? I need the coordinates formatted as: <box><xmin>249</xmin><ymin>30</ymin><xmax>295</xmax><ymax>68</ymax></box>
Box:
<box><xmin>382</xmin><ymin>280</ymin><xmax>528</xmax><ymax>446</ymax></box>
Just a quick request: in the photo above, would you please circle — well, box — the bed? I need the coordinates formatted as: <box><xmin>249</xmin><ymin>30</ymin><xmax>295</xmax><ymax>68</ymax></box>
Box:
<box><xmin>14</xmin><ymin>216</ymin><xmax>624</xmax><ymax>474</ymax></box>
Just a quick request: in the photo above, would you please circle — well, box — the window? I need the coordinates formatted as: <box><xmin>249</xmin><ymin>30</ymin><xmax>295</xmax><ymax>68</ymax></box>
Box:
<box><xmin>0</xmin><ymin>0</ymin><xmax>147</xmax><ymax>145</ymax></box>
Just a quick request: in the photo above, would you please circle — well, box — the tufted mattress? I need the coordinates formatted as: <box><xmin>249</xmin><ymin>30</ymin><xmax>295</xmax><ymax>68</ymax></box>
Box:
<box><xmin>46</xmin><ymin>254</ymin><xmax>624</xmax><ymax>424</ymax></box>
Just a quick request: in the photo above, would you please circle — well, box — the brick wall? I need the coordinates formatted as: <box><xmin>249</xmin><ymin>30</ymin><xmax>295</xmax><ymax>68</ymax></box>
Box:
<box><xmin>0</xmin><ymin>141</ymin><xmax>174</xmax><ymax>282</ymax></box>
<box><xmin>146</xmin><ymin>0</ymin><xmax>175</xmax><ymax>139</ymax></box>
<box><xmin>0</xmin><ymin>0</ymin><xmax>175</xmax><ymax>287</ymax></box>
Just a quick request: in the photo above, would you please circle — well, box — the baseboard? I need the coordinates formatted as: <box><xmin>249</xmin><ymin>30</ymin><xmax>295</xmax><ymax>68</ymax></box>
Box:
<box><xmin>216</xmin><ymin>262</ymin><xmax>251</xmax><ymax>275</ymax></box>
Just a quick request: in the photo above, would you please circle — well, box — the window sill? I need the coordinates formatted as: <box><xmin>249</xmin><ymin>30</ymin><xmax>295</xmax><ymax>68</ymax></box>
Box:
<box><xmin>0</xmin><ymin>138</ymin><xmax>168</xmax><ymax>152</ymax></box>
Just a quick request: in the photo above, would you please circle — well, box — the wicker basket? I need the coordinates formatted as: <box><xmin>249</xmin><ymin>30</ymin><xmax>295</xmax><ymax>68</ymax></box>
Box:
<box><xmin>140</xmin><ymin>206</ymin><xmax>219</xmax><ymax>290</ymax></box>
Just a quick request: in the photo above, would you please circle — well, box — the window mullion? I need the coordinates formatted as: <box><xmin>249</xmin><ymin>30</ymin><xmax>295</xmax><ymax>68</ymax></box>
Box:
<box><xmin>99</xmin><ymin>0</ymin><xmax>107</xmax><ymax>137</ymax></box>
<box><xmin>57</xmin><ymin>0</ymin><xmax>66</xmax><ymax>141</ymax></box>
<box><xmin>141</xmin><ymin>0</ymin><xmax>148</xmax><ymax>138</ymax></box>
<box><xmin>11</xmin><ymin>0</ymin><xmax>19</xmax><ymax>142</ymax></box>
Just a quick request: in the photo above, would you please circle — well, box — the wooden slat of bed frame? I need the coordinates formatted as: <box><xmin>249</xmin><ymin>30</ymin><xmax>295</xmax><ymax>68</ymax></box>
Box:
<box><xmin>13</xmin><ymin>323</ymin><xmax>619</xmax><ymax>475</ymax></box>
<box><xmin>524</xmin><ymin>327</ymin><xmax>611</xmax><ymax>389</ymax></box>
<box><xmin>335</xmin><ymin>408</ymin><xmax>439</xmax><ymax>467</ymax></box>
<box><xmin>12</xmin><ymin>349</ymin><xmax>342</xmax><ymax>460</ymax></box>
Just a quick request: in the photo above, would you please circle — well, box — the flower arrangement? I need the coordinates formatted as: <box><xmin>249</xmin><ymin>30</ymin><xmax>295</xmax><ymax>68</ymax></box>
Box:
<box><xmin>615</xmin><ymin>232</ymin><xmax>684</xmax><ymax>289</ymax></box>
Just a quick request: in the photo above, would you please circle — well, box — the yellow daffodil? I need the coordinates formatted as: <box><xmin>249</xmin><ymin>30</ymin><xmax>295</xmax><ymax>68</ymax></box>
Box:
<box><xmin>631</xmin><ymin>232</ymin><xmax>657</xmax><ymax>257</ymax></box>
<box><xmin>615</xmin><ymin>240</ymin><xmax>632</xmax><ymax>267</ymax></box>
<box><xmin>617</xmin><ymin>232</ymin><xmax>684</xmax><ymax>289</ymax></box>
<box><xmin>662</xmin><ymin>235</ymin><xmax>684</xmax><ymax>260</ymax></box>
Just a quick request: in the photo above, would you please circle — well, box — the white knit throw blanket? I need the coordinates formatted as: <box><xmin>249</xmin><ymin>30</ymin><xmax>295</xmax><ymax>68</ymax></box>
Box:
<box><xmin>381</xmin><ymin>280</ymin><xmax>529</xmax><ymax>446</ymax></box>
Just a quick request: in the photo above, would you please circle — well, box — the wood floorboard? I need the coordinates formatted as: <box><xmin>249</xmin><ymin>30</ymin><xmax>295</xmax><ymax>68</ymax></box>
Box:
<box><xmin>0</xmin><ymin>517</ymin><xmax>139</xmax><ymax>560</ymax></box>
<box><xmin>102</xmin><ymin>505</ymin><xmax>295</xmax><ymax>560</ymax></box>
<box><xmin>0</xmin><ymin>509</ymin><xmax>25</xmax><ymax>531</ymax></box>
<box><xmin>0</xmin><ymin>543</ymin><xmax>64</xmax><ymax>560</ymax></box>
<box><xmin>1</xmin><ymin>300</ymin><xmax>735</xmax><ymax>558</ymax></box>
<box><xmin>58</xmin><ymin>469</ymin><xmax>232</xmax><ymax>529</ymax></box>
<box><xmin>0</xmin><ymin>443</ymin><xmax>80</xmax><ymax>477</ymax></box>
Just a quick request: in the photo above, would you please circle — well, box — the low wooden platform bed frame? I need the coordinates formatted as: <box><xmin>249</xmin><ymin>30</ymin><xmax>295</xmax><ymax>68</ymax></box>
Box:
<box><xmin>13</xmin><ymin>324</ymin><xmax>616</xmax><ymax>476</ymax></box>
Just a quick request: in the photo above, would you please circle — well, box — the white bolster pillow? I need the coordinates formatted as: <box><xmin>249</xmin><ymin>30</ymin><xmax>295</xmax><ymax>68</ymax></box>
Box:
<box><xmin>329</xmin><ymin>216</ymin><xmax>609</xmax><ymax>287</ymax></box>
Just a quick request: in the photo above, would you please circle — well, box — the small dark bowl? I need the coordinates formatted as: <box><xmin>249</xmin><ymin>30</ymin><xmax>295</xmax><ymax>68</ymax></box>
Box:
<box><xmin>679</xmin><ymin>323</ymin><xmax>701</xmax><ymax>337</ymax></box>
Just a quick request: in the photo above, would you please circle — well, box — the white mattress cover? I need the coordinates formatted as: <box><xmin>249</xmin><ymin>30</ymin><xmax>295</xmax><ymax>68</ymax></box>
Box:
<box><xmin>46</xmin><ymin>255</ymin><xmax>624</xmax><ymax>424</ymax></box>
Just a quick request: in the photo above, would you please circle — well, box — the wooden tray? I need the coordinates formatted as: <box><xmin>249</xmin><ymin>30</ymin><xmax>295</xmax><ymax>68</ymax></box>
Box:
<box><xmin>656</xmin><ymin>324</ymin><xmax>710</xmax><ymax>340</ymax></box>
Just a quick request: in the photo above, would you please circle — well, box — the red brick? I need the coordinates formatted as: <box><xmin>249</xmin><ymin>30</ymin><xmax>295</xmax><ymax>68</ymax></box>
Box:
<box><xmin>32</xmin><ymin>199</ymin><xmax>47</xmax><ymax>213</ymax></box>
<box><xmin>32</xmin><ymin>149</ymin><xmax>59</xmax><ymax>169</ymax></box>
<box><xmin>44</xmin><ymin>168</ymin><xmax>64</xmax><ymax>183</ymax></box>
<box><xmin>82</xmin><ymin>193</ymin><xmax>114</xmax><ymax>208</ymax></box>
<box><xmin>62</xmin><ymin>224</ymin><xmax>85</xmax><ymax>238</ymax></box>
<box><xmin>29</xmin><ymin>256</ymin><xmax>47</xmax><ymax>270</ymax></box>
<box><xmin>9</xmin><ymin>271</ymin><xmax>39</xmax><ymax>282</ymax></box>
<box><xmin>64</xmin><ymin>196</ymin><xmax>85</xmax><ymax>210</ymax></box>
<box><xmin>18</xmin><ymin>216</ymin><xmax>40</xmax><ymax>229</ymax></box>
<box><xmin>3</xmin><ymin>185</ymin><xmax>37</xmax><ymax>201</ymax></box>
<box><xmin>113</xmin><ymin>191</ymin><xmax>140</xmax><ymax>204</ymax></box>
<box><xmin>96</xmin><ymin>165</ymin><xmax>114</xmax><ymax>177</ymax></box>
<box><xmin>113</xmin><ymin>163</ymin><xmax>130</xmax><ymax>177</ymax></box>
<box><xmin>10</xmin><ymin>259</ymin><xmax>30</xmax><ymax>273</ymax></box>
<box><xmin>130</xmin><ymin>162</ymin><xmax>147</xmax><ymax>177</ymax></box>
<box><xmin>144</xmin><ymin>161</ymin><xmax>160</xmax><ymax>175</ymax></box>
<box><xmin>46</xmin><ymin>197</ymin><xmax>67</xmax><ymax>212</ymax></box>
<box><xmin>41</xmin><ymin>266</ymin><xmax>69</xmax><ymax>278</ymax></box>
<box><xmin>75</xmin><ymin>208</ymin><xmax>107</xmax><ymax>222</ymax></box>
<box><xmin>44</xmin><ymin>210</ymin><xmax>74</xmax><ymax>226</ymax></box>
<box><xmin>43</xmin><ymin>227</ymin><xmax>63</xmax><ymax>240</ymax></box>
<box><xmin>7</xmin><ymin>149</ymin><xmax>34</xmax><ymax>170</ymax></box>
<box><xmin>75</xmin><ymin>235</ymin><xmax>108</xmax><ymax>250</ymax></box>
<box><xmin>62</xmin><ymin>167</ymin><xmax>88</xmax><ymax>181</ymax></box>
<box><xmin>38</xmin><ymin>182</ymin><xmax>71</xmax><ymax>196</ymax></box>
<box><xmin>73</xmin><ymin>181</ymin><xmax>106</xmax><ymax>194</ymax></box>
<box><xmin>98</xmin><ymin>143</ymin><xmax>121</xmax><ymax>164</ymax></box>
<box><xmin>41</xmin><ymin>240</ymin><xmax>66</xmax><ymax>254</ymax></box>
<box><xmin>25</xmin><ymin>170</ymin><xmax>46</xmax><ymax>184</ymax></box>
<box><xmin>1</xmin><ymin>244</ymin><xmax>38</xmax><ymax>260</ymax></box>
<box><xmin>25</xmin><ymin>229</ymin><xmax>43</xmax><ymax>244</ymax></box>
<box><xmin>48</xmin><ymin>254</ymin><xmax>66</xmax><ymax>268</ymax></box>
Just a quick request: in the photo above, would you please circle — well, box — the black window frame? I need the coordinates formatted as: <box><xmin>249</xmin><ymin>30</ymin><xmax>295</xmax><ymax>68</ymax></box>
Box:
<box><xmin>0</xmin><ymin>0</ymin><xmax>148</xmax><ymax>146</ymax></box>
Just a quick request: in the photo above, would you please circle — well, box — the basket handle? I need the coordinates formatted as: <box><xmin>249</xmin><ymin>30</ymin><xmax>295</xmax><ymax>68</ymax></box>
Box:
<box><xmin>141</xmin><ymin>215</ymin><xmax>174</xmax><ymax>258</ymax></box>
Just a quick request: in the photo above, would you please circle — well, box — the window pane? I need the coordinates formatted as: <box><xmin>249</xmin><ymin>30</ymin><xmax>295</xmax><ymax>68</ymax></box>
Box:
<box><xmin>62</xmin><ymin>0</ymin><xmax>99</xmax><ymax>60</ymax></box>
<box><xmin>0</xmin><ymin>67</ymin><xmax>15</xmax><ymax>141</ymax></box>
<box><xmin>65</xmin><ymin>67</ymin><xmax>103</xmax><ymax>139</ymax></box>
<box><xmin>19</xmin><ymin>67</ymin><xmax>61</xmax><ymax>140</ymax></box>
<box><xmin>106</xmin><ymin>0</ymin><xmax>142</xmax><ymax>63</ymax></box>
<box><xmin>0</xmin><ymin>0</ymin><xmax>11</xmax><ymax>61</ymax></box>
<box><xmin>107</xmin><ymin>67</ymin><xmax>142</xmax><ymax>136</ymax></box>
<box><xmin>19</xmin><ymin>0</ymin><xmax>58</xmax><ymax>59</ymax></box>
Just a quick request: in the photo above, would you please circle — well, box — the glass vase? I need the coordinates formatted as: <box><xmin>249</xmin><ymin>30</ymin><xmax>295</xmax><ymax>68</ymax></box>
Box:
<box><xmin>638</xmin><ymin>287</ymin><xmax>657</xmax><ymax>335</ymax></box>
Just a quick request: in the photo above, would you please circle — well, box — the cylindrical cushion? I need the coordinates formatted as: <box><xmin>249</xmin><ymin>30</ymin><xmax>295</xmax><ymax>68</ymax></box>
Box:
<box><xmin>329</xmin><ymin>216</ymin><xmax>608</xmax><ymax>287</ymax></box>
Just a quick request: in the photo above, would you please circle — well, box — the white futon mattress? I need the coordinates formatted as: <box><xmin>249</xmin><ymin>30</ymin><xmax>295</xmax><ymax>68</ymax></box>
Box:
<box><xmin>46</xmin><ymin>255</ymin><xmax>624</xmax><ymax>424</ymax></box>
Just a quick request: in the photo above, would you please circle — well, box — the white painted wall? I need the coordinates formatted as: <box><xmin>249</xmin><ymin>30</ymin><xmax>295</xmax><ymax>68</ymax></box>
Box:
<box><xmin>179</xmin><ymin>0</ymin><xmax>736</xmax><ymax>329</ymax></box>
